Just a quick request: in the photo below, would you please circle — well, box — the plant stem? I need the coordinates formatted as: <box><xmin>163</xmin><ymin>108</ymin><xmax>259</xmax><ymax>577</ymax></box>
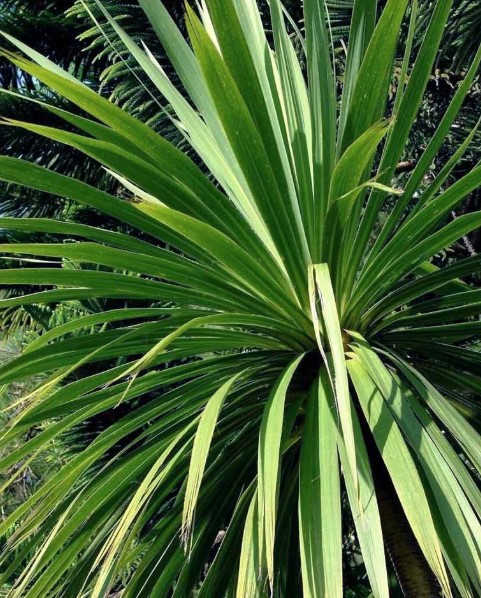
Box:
<box><xmin>360</xmin><ymin>410</ymin><xmax>442</xmax><ymax>597</ymax></box>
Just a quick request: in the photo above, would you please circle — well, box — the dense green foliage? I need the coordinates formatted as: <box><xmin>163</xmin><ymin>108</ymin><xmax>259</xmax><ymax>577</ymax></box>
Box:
<box><xmin>0</xmin><ymin>336</ymin><xmax>63</xmax><ymax>514</ymax></box>
<box><xmin>0</xmin><ymin>1</ymin><xmax>481</xmax><ymax>597</ymax></box>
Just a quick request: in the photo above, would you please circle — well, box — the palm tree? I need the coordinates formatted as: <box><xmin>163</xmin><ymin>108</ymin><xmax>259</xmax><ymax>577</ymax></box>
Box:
<box><xmin>1</xmin><ymin>1</ymin><xmax>481</xmax><ymax>596</ymax></box>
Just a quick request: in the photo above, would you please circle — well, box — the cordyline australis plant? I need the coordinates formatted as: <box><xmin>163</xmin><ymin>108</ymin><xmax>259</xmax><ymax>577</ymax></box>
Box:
<box><xmin>0</xmin><ymin>0</ymin><xmax>481</xmax><ymax>596</ymax></box>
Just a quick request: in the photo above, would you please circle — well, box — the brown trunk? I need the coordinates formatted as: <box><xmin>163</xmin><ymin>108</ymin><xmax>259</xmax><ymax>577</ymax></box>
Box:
<box><xmin>375</xmin><ymin>479</ymin><xmax>441</xmax><ymax>597</ymax></box>
<box><xmin>361</xmin><ymin>416</ymin><xmax>442</xmax><ymax>597</ymax></box>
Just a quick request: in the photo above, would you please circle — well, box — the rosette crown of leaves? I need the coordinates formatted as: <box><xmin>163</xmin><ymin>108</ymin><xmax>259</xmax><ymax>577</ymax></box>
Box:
<box><xmin>0</xmin><ymin>1</ymin><xmax>481</xmax><ymax>596</ymax></box>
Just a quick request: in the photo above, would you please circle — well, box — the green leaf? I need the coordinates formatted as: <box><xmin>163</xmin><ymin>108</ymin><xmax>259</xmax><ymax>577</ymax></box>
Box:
<box><xmin>337</xmin><ymin>397</ymin><xmax>390</xmax><ymax>598</ymax></box>
<box><xmin>257</xmin><ymin>354</ymin><xmax>305</xmax><ymax>589</ymax></box>
<box><xmin>349</xmin><ymin>345</ymin><xmax>451</xmax><ymax>594</ymax></box>
<box><xmin>236</xmin><ymin>492</ymin><xmax>263</xmax><ymax>598</ymax></box>
<box><xmin>373</xmin><ymin>41</ymin><xmax>481</xmax><ymax>253</ymax></box>
<box><xmin>354</xmin><ymin>346</ymin><xmax>481</xmax><ymax>593</ymax></box>
<box><xmin>364</xmin><ymin>254</ymin><xmax>481</xmax><ymax>327</ymax></box>
<box><xmin>111</xmin><ymin>171</ymin><xmax>307</xmax><ymax>328</ymax></box>
<box><xmin>358</xmin><ymin>0</ymin><xmax>454</xmax><ymax>265</ymax></box>
<box><xmin>391</xmin><ymin>360</ymin><xmax>481</xmax><ymax>476</ymax></box>
<box><xmin>340</xmin><ymin>0</ymin><xmax>409</xmax><ymax>151</ymax></box>
<box><xmin>92</xmin><ymin>430</ymin><xmax>195</xmax><ymax>598</ymax></box>
<box><xmin>0</xmin><ymin>1</ymin><xmax>480</xmax><ymax>594</ymax></box>
<box><xmin>185</xmin><ymin>5</ymin><xmax>310</xmax><ymax>304</ymax></box>
<box><xmin>88</xmin><ymin>0</ymin><xmax>286</xmax><ymax>271</ymax></box>
<box><xmin>298</xmin><ymin>370</ymin><xmax>342</xmax><ymax>598</ymax></box>
<box><xmin>349</xmin><ymin>210</ymin><xmax>481</xmax><ymax>324</ymax></box>
<box><xmin>324</xmin><ymin>119</ymin><xmax>391</xmax><ymax>295</ymax></box>
<box><xmin>310</xmin><ymin>264</ymin><xmax>358</xmax><ymax>497</ymax></box>
<box><xmin>269</xmin><ymin>0</ymin><xmax>314</xmax><ymax>251</ymax></box>
<box><xmin>304</xmin><ymin>0</ymin><xmax>336</xmax><ymax>257</ymax></box>
<box><xmin>182</xmin><ymin>373</ymin><xmax>242</xmax><ymax>548</ymax></box>
<box><xmin>353</xmin><ymin>165</ymin><xmax>481</xmax><ymax>316</ymax></box>
<box><xmin>0</xmin><ymin>156</ymin><xmax>202</xmax><ymax>258</ymax></box>
<box><xmin>337</xmin><ymin>0</ymin><xmax>377</xmax><ymax>146</ymax></box>
<box><xmin>197</xmin><ymin>483</ymin><xmax>255</xmax><ymax>597</ymax></box>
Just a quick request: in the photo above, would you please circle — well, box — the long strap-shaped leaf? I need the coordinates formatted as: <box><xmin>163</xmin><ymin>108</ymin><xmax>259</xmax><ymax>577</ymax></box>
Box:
<box><xmin>0</xmin><ymin>241</ymin><xmax>280</xmax><ymax>318</ymax></box>
<box><xmin>0</xmin><ymin>38</ymin><xmax>221</xmax><ymax>192</ymax></box>
<box><xmin>127</xmin><ymin>183</ymin><xmax>307</xmax><ymax>328</ymax></box>
<box><xmin>0</xmin><ymin>154</ymin><xmax>305</xmax><ymax>326</ymax></box>
<box><xmin>0</xmin><ymin>116</ymin><xmax>237</xmax><ymax>237</ymax></box>
<box><xmin>353</xmin><ymin>163</ymin><xmax>481</xmax><ymax>303</ymax></box>
<box><xmin>337</xmin><ymin>395</ymin><xmax>390</xmax><ymax>598</ymax></box>
<box><xmin>298</xmin><ymin>370</ymin><xmax>342</xmax><ymax>598</ymax></box>
<box><xmin>354</xmin><ymin>344</ymin><xmax>481</xmax><ymax>594</ymax></box>
<box><xmin>0</xmin><ymin>268</ymin><xmax>238</xmax><ymax>317</ymax></box>
<box><xmin>0</xmin><ymin>42</ymin><xmax>288</xmax><ymax>284</ymax></box>
<box><xmin>324</xmin><ymin>119</ymin><xmax>391</xmax><ymax>298</ymax></box>
<box><xmin>0</xmin><ymin>156</ymin><xmax>202</xmax><ymax>259</ymax></box>
<box><xmin>309</xmin><ymin>264</ymin><xmax>358</xmax><ymax>498</ymax></box>
<box><xmin>0</xmin><ymin>216</ymin><xmax>181</xmax><ymax>260</ymax></box>
<box><xmin>348</xmin><ymin>353</ymin><xmax>451</xmax><ymax>596</ymax></box>
<box><xmin>139</xmin><ymin>0</ymin><xmax>286</xmax><ymax>267</ymax></box>
<box><xmin>0</xmin><ymin>86</ymin><xmax>153</xmax><ymax>164</ymax></box>
<box><xmin>363</xmin><ymin>253</ymin><xmax>481</xmax><ymax>327</ymax></box>
<box><xmin>269</xmin><ymin>0</ymin><xmax>314</xmax><ymax>252</ymax></box>
<box><xmin>91</xmin><ymin>430</ymin><xmax>196</xmax><ymax>598</ymax></box>
<box><xmin>337</xmin><ymin>0</ymin><xmax>377</xmax><ymax>148</ymax></box>
<box><xmin>185</xmin><ymin>6</ymin><xmax>310</xmax><ymax>304</ymax></box>
<box><xmin>352</xmin><ymin>0</ymin><xmax>454</xmax><ymax>281</ymax></box>
<box><xmin>347</xmin><ymin>210</ymin><xmax>481</xmax><ymax>325</ymax></box>
<box><xmin>381</xmin><ymin>320</ymin><xmax>481</xmax><ymax>343</ymax></box>
<box><xmin>371</xmin><ymin>287</ymin><xmax>481</xmax><ymax>333</ymax></box>
<box><xmin>340</xmin><ymin>0</ymin><xmax>409</xmax><ymax>152</ymax></box>
<box><xmin>89</xmin><ymin>0</ymin><xmax>285</xmax><ymax>272</ymax></box>
<box><xmin>236</xmin><ymin>491</ymin><xmax>263</xmax><ymax>598</ymax></box>
<box><xmin>182</xmin><ymin>373</ymin><xmax>243</xmax><ymax>548</ymax></box>
<box><xmin>0</xmin><ymin>357</ymin><xmax>257</xmax><ymax>472</ymax></box>
<box><xmin>198</xmin><ymin>482</ymin><xmax>255</xmax><ymax>597</ymax></box>
<box><xmin>389</xmin><ymin>357</ymin><xmax>481</xmax><ymax>476</ymax></box>
<box><xmin>257</xmin><ymin>354</ymin><xmax>305</xmax><ymax>591</ymax></box>
<box><xmin>0</xmin><ymin>114</ymin><xmax>286</xmax><ymax>292</ymax></box>
<box><xmin>204</xmin><ymin>0</ymin><xmax>302</xmax><ymax>231</ymax></box>
<box><xmin>371</xmin><ymin>41</ymin><xmax>481</xmax><ymax>258</ymax></box>
<box><xmin>304</xmin><ymin>0</ymin><xmax>336</xmax><ymax>258</ymax></box>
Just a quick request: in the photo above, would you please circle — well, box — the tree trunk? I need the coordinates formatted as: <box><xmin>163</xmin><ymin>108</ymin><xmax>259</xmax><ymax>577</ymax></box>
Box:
<box><xmin>375</xmin><ymin>479</ymin><xmax>441</xmax><ymax>597</ymax></box>
<box><xmin>361</xmin><ymin>416</ymin><xmax>442</xmax><ymax>597</ymax></box>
